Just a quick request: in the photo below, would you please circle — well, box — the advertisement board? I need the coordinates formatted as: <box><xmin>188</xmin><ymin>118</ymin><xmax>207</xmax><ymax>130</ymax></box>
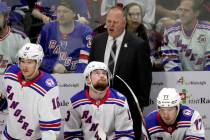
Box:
<box><xmin>0</xmin><ymin>72</ymin><xmax>209</xmax><ymax>139</ymax></box>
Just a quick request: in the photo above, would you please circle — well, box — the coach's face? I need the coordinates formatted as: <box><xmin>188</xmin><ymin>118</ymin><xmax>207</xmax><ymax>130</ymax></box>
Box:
<box><xmin>106</xmin><ymin>8</ymin><xmax>126</xmax><ymax>38</ymax></box>
<box><xmin>56</xmin><ymin>5</ymin><xmax>75</xmax><ymax>25</ymax></box>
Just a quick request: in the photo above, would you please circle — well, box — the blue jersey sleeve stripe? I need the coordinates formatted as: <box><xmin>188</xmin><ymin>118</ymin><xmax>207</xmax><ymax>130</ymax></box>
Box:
<box><xmin>29</xmin><ymin>86</ymin><xmax>45</xmax><ymax>96</ymax></box>
<box><xmin>3</xmin><ymin>126</ymin><xmax>19</xmax><ymax>140</ymax></box>
<box><xmin>104</xmin><ymin>102</ymin><xmax>124</xmax><ymax>107</ymax></box>
<box><xmin>73</xmin><ymin>102</ymin><xmax>92</xmax><ymax>109</ymax></box>
<box><xmin>40</xmin><ymin>128</ymin><xmax>60</xmax><ymax>131</ymax></box>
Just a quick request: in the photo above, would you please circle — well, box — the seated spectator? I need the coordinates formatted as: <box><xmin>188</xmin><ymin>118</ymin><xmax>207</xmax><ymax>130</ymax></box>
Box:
<box><xmin>38</xmin><ymin>0</ymin><xmax>93</xmax><ymax>74</ymax></box>
<box><xmin>0</xmin><ymin>2</ymin><xmax>30</xmax><ymax>74</ymax></box>
<box><xmin>124</xmin><ymin>2</ymin><xmax>150</xmax><ymax>57</ymax></box>
<box><xmin>161</xmin><ymin>0</ymin><xmax>210</xmax><ymax>71</ymax></box>
<box><xmin>124</xmin><ymin>2</ymin><xmax>148</xmax><ymax>42</ymax></box>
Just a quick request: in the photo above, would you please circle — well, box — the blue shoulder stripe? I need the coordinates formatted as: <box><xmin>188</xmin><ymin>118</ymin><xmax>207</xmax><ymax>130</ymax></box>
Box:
<box><xmin>64</xmin><ymin>131</ymin><xmax>83</xmax><ymax>140</ymax></box>
<box><xmin>105</xmin><ymin>98</ymin><xmax>125</xmax><ymax>107</ymax></box>
<box><xmin>4</xmin><ymin>73</ymin><xmax>18</xmax><ymax>82</ymax></box>
<box><xmin>3</xmin><ymin>126</ymin><xmax>19</xmax><ymax>140</ymax></box>
<box><xmin>114</xmin><ymin>129</ymin><xmax>135</xmax><ymax>139</ymax></box>
<box><xmin>71</xmin><ymin>90</ymin><xmax>87</xmax><ymax>103</ymax></box>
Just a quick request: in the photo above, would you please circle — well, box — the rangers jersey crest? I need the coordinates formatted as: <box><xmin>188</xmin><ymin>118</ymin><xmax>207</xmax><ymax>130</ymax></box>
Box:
<box><xmin>38</xmin><ymin>21</ymin><xmax>93</xmax><ymax>73</ymax></box>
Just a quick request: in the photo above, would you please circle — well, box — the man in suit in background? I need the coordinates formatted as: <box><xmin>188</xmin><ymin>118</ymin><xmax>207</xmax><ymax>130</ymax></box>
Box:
<box><xmin>89</xmin><ymin>5</ymin><xmax>152</xmax><ymax>140</ymax></box>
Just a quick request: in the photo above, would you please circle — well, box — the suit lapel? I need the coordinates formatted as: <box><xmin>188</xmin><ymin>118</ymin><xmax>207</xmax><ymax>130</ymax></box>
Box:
<box><xmin>101</xmin><ymin>33</ymin><xmax>108</xmax><ymax>60</ymax></box>
<box><xmin>96</xmin><ymin>33</ymin><xmax>108</xmax><ymax>61</ymax></box>
<box><xmin>115</xmin><ymin>31</ymin><xmax>130</xmax><ymax>73</ymax></box>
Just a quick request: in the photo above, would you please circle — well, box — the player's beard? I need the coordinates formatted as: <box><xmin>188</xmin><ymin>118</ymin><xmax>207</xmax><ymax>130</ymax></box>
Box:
<box><xmin>93</xmin><ymin>79</ymin><xmax>108</xmax><ymax>92</ymax></box>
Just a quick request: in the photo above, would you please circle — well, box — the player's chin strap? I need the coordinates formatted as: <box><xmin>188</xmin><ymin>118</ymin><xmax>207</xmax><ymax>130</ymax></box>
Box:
<box><xmin>115</xmin><ymin>75</ymin><xmax>152</xmax><ymax>140</ymax></box>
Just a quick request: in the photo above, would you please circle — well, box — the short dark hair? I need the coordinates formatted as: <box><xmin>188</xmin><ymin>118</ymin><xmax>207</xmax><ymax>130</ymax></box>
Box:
<box><xmin>181</xmin><ymin>0</ymin><xmax>203</xmax><ymax>11</ymax></box>
<box><xmin>58</xmin><ymin>0</ymin><xmax>76</xmax><ymax>12</ymax></box>
<box><xmin>107</xmin><ymin>4</ymin><xmax>126</xmax><ymax>18</ymax></box>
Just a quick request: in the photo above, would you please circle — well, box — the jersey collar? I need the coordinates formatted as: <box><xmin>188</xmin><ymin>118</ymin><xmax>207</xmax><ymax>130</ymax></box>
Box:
<box><xmin>17</xmin><ymin>71</ymin><xmax>44</xmax><ymax>87</ymax></box>
<box><xmin>85</xmin><ymin>88</ymin><xmax>110</xmax><ymax>107</ymax></box>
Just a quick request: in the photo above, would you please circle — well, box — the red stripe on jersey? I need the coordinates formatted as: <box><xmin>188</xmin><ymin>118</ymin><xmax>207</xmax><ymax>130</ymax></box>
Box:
<box><xmin>40</xmin><ymin>123</ymin><xmax>61</xmax><ymax>128</ymax></box>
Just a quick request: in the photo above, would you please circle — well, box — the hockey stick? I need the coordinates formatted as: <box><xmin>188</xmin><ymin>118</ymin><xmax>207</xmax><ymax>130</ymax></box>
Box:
<box><xmin>115</xmin><ymin>75</ymin><xmax>152</xmax><ymax>140</ymax></box>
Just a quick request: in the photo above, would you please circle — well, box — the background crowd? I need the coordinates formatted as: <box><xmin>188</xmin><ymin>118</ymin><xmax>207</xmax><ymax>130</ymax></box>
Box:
<box><xmin>1</xmin><ymin>0</ymin><xmax>210</xmax><ymax>74</ymax></box>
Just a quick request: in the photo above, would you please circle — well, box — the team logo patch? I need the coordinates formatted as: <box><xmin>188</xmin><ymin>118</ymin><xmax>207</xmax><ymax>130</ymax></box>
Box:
<box><xmin>183</xmin><ymin>109</ymin><xmax>192</xmax><ymax>117</ymax></box>
<box><xmin>197</xmin><ymin>34</ymin><xmax>207</xmax><ymax>44</ymax></box>
<box><xmin>45</xmin><ymin>78</ymin><xmax>55</xmax><ymax>87</ymax></box>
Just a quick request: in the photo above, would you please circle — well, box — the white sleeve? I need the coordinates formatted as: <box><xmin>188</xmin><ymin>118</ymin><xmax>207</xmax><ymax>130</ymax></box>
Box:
<box><xmin>38</xmin><ymin>86</ymin><xmax>61</xmax><ymax>140</ymax></box>
<box><xmin>64</xmin><ymin>100</ymin><xmax>83</xmax><ymax>139</ymax></box>
<box><xmin>115</xmin><ymin>99</ymin><xmax>134</xmax><ymax>139</ymax></box>
<box><xmin>161</xmin><ymin>30</ymin><xmax>182</xmax><ymax>71</ymax></box>
<box><xmin>185</xmin><ymin>110</ymin><xmax>205</xmax><ymax>139</ymax></box>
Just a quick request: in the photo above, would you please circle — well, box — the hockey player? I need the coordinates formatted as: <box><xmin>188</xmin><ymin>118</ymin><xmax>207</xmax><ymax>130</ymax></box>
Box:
<box><xmin>0</xmin><ymin>2</ymin><xmax>30</xmax><ymax>74</ymax></box>
<box><xmin>64</xmin><ymin>61</ymin><xmax>134</xmax><ymax>140</ymax></box>
<box><xmin>38</xmin><ymin>0</ymin><xmax>93</xmax><ymax>74</ymax></box>
<box><xmin>1</xmin><ymin>43</ymin><xmax>61</xmax><ymax>140</ymax></box>
<box><xmin>161</xmin><ymin>0</ymin><xmax>210</xmax><ymax>71</ymax></box>
<box><xmin>142</xmin><ymin>88</ymin><xmax>205</xmax><ymax>140</ymax></box>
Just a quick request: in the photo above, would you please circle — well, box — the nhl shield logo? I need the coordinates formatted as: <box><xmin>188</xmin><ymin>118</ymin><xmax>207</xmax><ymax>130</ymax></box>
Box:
<box><xmin>45</xmin><ymin>78</ymin><xmax>55</xmax><ymax>87</ymax></box>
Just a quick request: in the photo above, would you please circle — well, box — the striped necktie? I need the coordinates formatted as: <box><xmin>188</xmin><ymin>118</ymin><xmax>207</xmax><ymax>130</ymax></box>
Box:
<box><xmin>108</xmin><ymin>39</ymin><xmax>117</xmax><ymax>75</ymax></box>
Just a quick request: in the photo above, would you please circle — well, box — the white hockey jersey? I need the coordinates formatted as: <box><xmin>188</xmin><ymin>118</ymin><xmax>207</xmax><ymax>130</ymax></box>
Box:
<box><xmin>64</xmin><ymin>88</ymin><xmax>134</xmax><ymax>140</ymax></box>
<box><xmin>142</xmin><ymin>105</ymin><xmax>205</xmax><ymax>140</ymax></box>
<box><xmin>0</xmin><ymin>27</ymin><xmax>30</xmax><ymax>74</ymax></box>
<box><xmin>1</xmin><ymin>64</ymin><xmax>61</xmax><ymax>140</ymax></box>
<box><xmin>161</xmin><ymin>20</ymin><xmax>210</xmax><ymax>71</ymax></box>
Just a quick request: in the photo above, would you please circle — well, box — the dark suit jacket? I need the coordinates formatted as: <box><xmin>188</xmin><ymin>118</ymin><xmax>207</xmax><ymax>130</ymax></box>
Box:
<box><xmin>89</xmin><ymin>31</ymin><xmax>152</xmax><ymax>107</ymax></box>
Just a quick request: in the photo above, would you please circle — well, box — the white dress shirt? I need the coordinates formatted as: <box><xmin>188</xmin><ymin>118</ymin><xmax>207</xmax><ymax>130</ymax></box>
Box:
<box><xmin>104</xmin><ymin>30</ymin><xmax>125</xmax><ymax>73</ymax></box>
